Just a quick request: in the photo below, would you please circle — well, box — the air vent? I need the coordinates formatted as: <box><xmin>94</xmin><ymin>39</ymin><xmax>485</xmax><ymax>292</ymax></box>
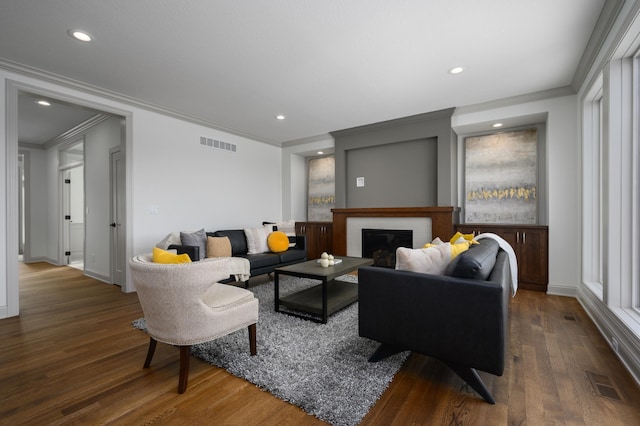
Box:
<box><xmin>586</xmin><ymin>371</ymin><xmax>624</xmax><ymax>402</ymax></box>
<box><xmin>200</xmin><ymin>136</ymin><xmax>237</xmax><ymax>153</ymax></box>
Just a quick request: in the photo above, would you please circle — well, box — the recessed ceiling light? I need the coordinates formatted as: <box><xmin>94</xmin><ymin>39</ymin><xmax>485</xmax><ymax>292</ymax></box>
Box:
<box><xmin>492</xmin><ymin>122</ymin><xmax>503</xmax><ymax>128</ymax></box>
<box><xmin>276</xmin><ymin>115</ymin><xmax>286</xmax><ymax>120</ymax></box>
<box><xmin>36</xmin><ymin>100</ymin><xmax>51</xmax><ymax>107</ymax></box>
<box><xmin>317</xmin><ymin>151</ymin><xmax>324</xmax><ymax>155</ymax></box>
<box><xmin>68</xmin><ymin>29</ymin><xmax>93</xmax><ymax>42</ymax></box>
<box><xmin>448</xmin><ymin>66</ymin><xmax>464</xmax><ymax>75</ymax></box>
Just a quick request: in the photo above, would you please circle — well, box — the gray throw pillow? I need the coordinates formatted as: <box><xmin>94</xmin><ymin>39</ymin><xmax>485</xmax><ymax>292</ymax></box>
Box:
<box><xmin>180</xmin><ymin>228</ymin><xmax>207</xmax><ymax>260</ymax></box>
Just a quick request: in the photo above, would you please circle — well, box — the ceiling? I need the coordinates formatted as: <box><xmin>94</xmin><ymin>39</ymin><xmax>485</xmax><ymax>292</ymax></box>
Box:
<box><xmin>1</xmin><ymin>0</ymin><xmax>608</xmax><ymax>146</ymax></box>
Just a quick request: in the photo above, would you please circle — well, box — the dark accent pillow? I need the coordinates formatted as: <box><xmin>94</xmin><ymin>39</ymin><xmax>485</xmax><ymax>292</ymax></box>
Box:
<box><xmin>180</xmin><ymin>228</ymin><xmax>207</xmax><ymax>260</ymax></box>
<box><xmin>446</xmin><ymin>238</ymin><xmax>499</xmax><ymax>281</ymax></box>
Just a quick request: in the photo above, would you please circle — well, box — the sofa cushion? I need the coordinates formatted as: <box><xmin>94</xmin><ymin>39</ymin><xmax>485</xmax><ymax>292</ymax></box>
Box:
<box><xmin>180</xmin><ymin>228</ymin><xmax>207</xmax><ymax>260</ymax></box>
<box><xmin>241</xmin><ymin>252</ymin><xmax>280</xmax><ymax>269</ymax></box>
<box><xmin>279</xmin><ymin>248</ymin><xmax>306</xmax><ymax>264</ymax></box>
<box><xmin>207</xmin><ymin>236</ymin><xmax>232</xmax><ymax>258</ymax></box>
<box><xmin>212</xmin><ymin>230</ymin><xmax>248</xmax><ymax>256</ymax></box>
<box><xmin>445</xmin><ymin>238</ymin><xmax>499</xmax><ymax>280</ymax></box>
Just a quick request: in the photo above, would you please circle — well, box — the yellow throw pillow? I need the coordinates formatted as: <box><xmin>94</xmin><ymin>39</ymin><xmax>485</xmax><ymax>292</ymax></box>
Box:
<box><xmin>450</xmin><ymin>242</ymin><xmax>470</xmax><ymax>259</ymax></box>
<box><xmin>450</xmin><ymin>231</ymin><xmax>478</xmax><ymax>245</ymax></box>
<box><xmin>152</xmin><ymin>247</ymin><xmax>192</xmax><ymax>264</ymax></box>
<box><xmin>267</xmin><ymin>231</ymin><xmax>289</xmax><ymax>253</ymax></box>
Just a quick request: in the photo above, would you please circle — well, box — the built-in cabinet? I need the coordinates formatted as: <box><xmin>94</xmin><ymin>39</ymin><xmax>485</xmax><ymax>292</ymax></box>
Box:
<box><xmin>295</xmin><ymin>222</ymin><xmax>333</xmax><ymax>260</ymax></box>
<box><xmin>456</xmin><ymin>224</ymin><xmax>548</xmax><ymax>292</ymax></box>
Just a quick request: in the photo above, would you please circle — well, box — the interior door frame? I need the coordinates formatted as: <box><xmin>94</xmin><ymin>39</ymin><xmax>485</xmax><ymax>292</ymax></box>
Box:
<box><xmin>59</xmin><ymin>160</ymin><xmax>84</xmax><ymax>266</ymax></box>
<box><xmin>109</xmin><ymin>146</ymin><xmax>125</xmax><ymax>286</ymax></box>
<box><xmin>5</xmin><ymin>79</ymin><xmax>134</xmax><ymax>318</ymax></box>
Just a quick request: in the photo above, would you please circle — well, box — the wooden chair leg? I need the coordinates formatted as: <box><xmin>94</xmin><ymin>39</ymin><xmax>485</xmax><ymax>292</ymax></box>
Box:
<box><xmin>248</xmin><ymin>323</ymin><xmax>257</xmax><ymax>356</ymax></box>
<box><xmin>178</xmin><ymin>346</ymin><xmax>190</xmax><ymax>394</ymax></box>
<box><xmin>143</xmin><ymin>337</ymin><xmax>157</xmax><ymax>368</ymax></box>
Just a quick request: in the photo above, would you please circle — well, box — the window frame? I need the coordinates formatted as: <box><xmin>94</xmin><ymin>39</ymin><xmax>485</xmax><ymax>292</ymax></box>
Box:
<box><xmin>582</xmin><ymin>74</ymin><xmax>604</xmax><ymax>300</ymax></box>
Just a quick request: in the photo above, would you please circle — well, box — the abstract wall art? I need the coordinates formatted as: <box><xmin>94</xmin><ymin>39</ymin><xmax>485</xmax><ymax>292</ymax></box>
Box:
<box><xmin>308</xmin><ymin>155</ymin><xmax>335</xmax><ymax>221</ymax></box>
<box><xmin>465</xmin><ymin>128</ymin><xmax>538</xmax><ymax>224</ymax></box>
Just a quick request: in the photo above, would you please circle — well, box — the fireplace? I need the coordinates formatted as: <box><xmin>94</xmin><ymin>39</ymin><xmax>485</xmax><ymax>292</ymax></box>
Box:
<box><xmin>362</xmin><ymin>228</ymin><xmax>413</xmax><ymax>268</ymax></box>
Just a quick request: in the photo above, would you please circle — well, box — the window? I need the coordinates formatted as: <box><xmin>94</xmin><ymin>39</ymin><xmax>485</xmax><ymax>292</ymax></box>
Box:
<box><xmin>633</xmin><ymin>50</ymin><xmax>640</xmax><ymax>313</ymax></box>
<box><xmin>582</xmin><ymin>75</ymin><xmax>604</xmax><ymax>299</ymax></box>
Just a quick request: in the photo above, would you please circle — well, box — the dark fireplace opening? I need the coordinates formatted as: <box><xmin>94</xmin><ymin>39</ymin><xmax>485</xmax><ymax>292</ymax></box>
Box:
<box><xmin>362</xmin><ymin>228</ymin><xmax>413</xmax><ymax>268</ymax></box>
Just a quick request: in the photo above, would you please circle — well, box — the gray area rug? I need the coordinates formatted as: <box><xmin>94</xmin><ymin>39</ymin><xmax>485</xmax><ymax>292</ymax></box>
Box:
<box><xmin>133</xmin><ymin>275</ymin><xmax>408</xmax><ymax>426</ymax></box>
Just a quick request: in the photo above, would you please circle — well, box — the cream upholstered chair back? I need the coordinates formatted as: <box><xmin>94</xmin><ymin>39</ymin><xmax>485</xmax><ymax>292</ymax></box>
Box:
<box><xmin>129</xmin><ymin>254</ymin><xmax>259</xmax><ymax>393</ymax></box>
<box><xmin>129</xmin><ymin>254</ymin><xmax>258</xmax><ymax>346</ymax></box>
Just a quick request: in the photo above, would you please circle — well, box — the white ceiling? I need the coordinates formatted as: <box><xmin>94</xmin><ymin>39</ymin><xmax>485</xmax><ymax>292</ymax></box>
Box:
<box><xmin>1</xmin><ymin>0</ymin><xmax>608</xmax><ymax>146</ymax></box>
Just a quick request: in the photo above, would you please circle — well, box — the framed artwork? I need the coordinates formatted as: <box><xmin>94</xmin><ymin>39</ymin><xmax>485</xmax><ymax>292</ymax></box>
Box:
<box><xmin>465</xmin><ymin>128</ymin><xmax>538</xmax><ymax>224</ymax></box>
<box><xmin>308</xmin><ymin>155</ymin><xmax>335</xmax><ymax>221</ymax></box>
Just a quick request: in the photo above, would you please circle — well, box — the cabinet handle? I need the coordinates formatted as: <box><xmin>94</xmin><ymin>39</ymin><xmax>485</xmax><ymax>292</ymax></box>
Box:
<box><xmin>516</xmin><ymin>232</ymin><xmax>520</xmax><ymax>244</ymax></box>
<box><xmin>523</xmin><ymin>232</ymin><xmax>526</xmax><ymax>244</ymax></box>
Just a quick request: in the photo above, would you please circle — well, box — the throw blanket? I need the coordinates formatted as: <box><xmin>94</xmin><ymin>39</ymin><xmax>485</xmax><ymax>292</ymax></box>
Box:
<box><xmin>475</xmin><ymin>233</ymin><xmax>518</xmax><ymax>296</ymax></box>
<box><xmin>200</xmin><ymin>257</ymin><xmax>250</xmax><ymax>282</ymax></box>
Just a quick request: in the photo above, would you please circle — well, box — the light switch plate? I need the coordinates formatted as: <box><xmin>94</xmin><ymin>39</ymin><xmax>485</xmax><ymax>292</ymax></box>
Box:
<box><xmin>356</xmin><ymin>177</ymin><xmax>365</xmax><ymax>187</ymax></box>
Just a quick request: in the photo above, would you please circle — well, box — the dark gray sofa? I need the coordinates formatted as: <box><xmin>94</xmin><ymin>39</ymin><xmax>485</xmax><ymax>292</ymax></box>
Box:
<box><xmin>170</xmin><ymin>229</ymin><xmax>307</xmax><ymax>284</ymax></box>
<box><xmin>358</xmin><ymin>238</ymin><xmax>511</xmax><ymax>403</ymax></box>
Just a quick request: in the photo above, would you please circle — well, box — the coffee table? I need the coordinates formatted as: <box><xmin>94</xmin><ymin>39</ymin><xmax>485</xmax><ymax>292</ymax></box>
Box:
<box><xmin>274</xmin><ymin>256</ymin><xmax>373</xmax><ymax>324</ymax></box>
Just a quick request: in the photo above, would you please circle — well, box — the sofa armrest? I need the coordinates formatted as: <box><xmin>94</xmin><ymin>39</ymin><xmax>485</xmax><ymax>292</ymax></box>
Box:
<box><xmin>291</xmin><ymin>235</ymin><xmax>306</xmax><ymax>252</ymax></box>
<box><xmin>168</xmin><ymin>244</ymin><xmax>200</xmax><ymax>262</ymax></box>
<box><xmin>358</xmin><ymin>264</ymin><xmax>507</xmax><ymax>375</ymax></box>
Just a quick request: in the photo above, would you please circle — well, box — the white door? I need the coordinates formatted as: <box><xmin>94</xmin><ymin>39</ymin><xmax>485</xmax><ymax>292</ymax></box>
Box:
<box><xmin>61</xmin><ymin>165</ymin><xmax>85</xmax><ymax>267</ymax></box>
<box><xmin>110</xmin><ymin>148</ymin><xmax>125</xmax><ymax>286</ymax></box>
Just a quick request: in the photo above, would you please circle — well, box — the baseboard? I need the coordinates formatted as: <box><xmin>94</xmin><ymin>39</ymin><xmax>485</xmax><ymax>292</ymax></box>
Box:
<box><xmin>577</xmin><ymin>285</ymin><xmax>640</xmax><ymax>387</ymax></box>
<box><xmin>22</xmin><ymin>256</ymin><xmax>57</xmax><ymax>265</ymax></box>
<box><xmin>83</xmin><ymin>269</ymin><xmax>110</xmax><ymax>284</ymax></box>
<box><xmin>546</xmin><ymin>283</ymin><xmax>578</xmax><ymax>297</ymax></box>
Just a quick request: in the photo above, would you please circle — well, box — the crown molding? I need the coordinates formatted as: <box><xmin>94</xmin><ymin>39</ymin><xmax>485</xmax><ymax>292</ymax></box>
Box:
<box><xmin>330</xmin><ymin>108</ymin><xmax>456</xmax><ymax>138</ymax></box>
<box><xmin>454</xmin><ymin>86</ymin><xmax>575</xmax><ymax>116</ymax></box>
<box><xmin>281</xmin><ymin>133</ymin><xmax>333</xmax><ymax>148</ymax></box>
<box><xmin>572</xmin><ymin>0</ymin><xmax>627</xmax><ymax>91</ymax></box>
<box><xmin>0</xmin><ymin>58</ymin><xmax>279</xmax><ymax>146</ymax></box>
<box><xmin>44</xmin><ymin>113</ymin><xmax>112</xmax><ymax>149</ymax></box>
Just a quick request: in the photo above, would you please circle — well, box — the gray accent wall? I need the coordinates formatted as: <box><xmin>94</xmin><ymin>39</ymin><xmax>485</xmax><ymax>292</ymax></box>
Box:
<box><xmin>346</xmin><ymin>137</ymin><xmax>437</xmax><ymax>208</ymax></box>
<box><xmin>331</xmin><ymin>108</ymin><xmax>457</xmax><ymax>208</ymax></box>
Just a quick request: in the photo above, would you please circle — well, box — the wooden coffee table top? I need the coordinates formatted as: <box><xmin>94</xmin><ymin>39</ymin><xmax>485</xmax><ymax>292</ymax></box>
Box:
<box><xmin>275</xmin><ymin>256</ymin><xmax>373</xmax><ymax>281</ymax></box>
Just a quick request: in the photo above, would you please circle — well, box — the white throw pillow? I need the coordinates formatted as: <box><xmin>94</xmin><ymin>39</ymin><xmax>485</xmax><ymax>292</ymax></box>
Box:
<box><xmin>244</xmin><ymin>225</ymin><xmax>271</xmax><ymax>254</ymax></box>
<box><xmin>156</xmin><ymin>232</ymin><xmax>181</xmax><ymax>250</ymax></box>
<box><xmin>275</xmin><ymin>219</ymin><xmax>297</xmax><ymax>247</ymax></box>
<box><xmin>395</xmin><ymin>244</ymin><xmax>451</xmax><ymax>275</ymax></box>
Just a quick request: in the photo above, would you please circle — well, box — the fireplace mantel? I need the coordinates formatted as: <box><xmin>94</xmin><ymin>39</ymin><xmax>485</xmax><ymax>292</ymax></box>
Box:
<box><xmin>331</xmin><ymin>206</ymin><xmax>458</xmax><ymax>256</ymax></box>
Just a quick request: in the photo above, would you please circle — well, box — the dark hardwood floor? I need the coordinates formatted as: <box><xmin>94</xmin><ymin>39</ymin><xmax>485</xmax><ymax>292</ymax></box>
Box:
<box><xmin>1</xmin><ymin>262</ymin><xmax>639</xmax><ymax>425</ymax></box>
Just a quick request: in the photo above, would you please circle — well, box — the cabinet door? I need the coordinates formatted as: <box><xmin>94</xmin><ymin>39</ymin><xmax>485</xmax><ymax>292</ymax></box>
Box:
<box><xmin>295</xmin><ymin>222</ymin><xmax>333</xmax><ymax>260</ymax></box>
<box><xmin>517</xmin><ymin>228</ymin><xmax>548</xmax><ymax>290</ymax></box>
<box><xmin>317</xmin><ymin>224</ymin><xmax>333</xmax><ymax>256</ymax></box>
<box><xmin>296</xmin><ymin>222</ymin><xmax>318</xmax><ymax>259</ymax></box>
<box><xmin>456</xmin><ymin>224</ymin><xmax>548</xmax><ymax>292</ymax></box>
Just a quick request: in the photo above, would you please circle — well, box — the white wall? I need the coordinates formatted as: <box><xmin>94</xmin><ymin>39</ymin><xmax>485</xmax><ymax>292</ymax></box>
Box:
<box><xmin>452</xmin><ymin>94</ymin><xmax>580</xmax><ymax>296</ymax></box>
<box><xmin>1</xmin><ymin>68</ymin><xmax>283</xmax><ymax>316</ymax></box>
<box><xmin>83</xmin><ymin>117</ymin><xmax>122</xmax><ymax>280</ymax></box>
<box><xmin>130</xmin><ymin>109</ymin><xmax>283</xmax><ymax>257</ymax></box>
<box><xmin>19</xmin><ymin>148</ymin><xmax>48</xmax><ymax>262</ymax></box>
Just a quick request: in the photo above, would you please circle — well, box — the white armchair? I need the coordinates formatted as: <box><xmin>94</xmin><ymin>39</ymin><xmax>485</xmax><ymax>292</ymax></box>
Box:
<box><xmin>129</xmin><ymin>254</ymin><xmax>259</xmax><ymax>393</ymax></box>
